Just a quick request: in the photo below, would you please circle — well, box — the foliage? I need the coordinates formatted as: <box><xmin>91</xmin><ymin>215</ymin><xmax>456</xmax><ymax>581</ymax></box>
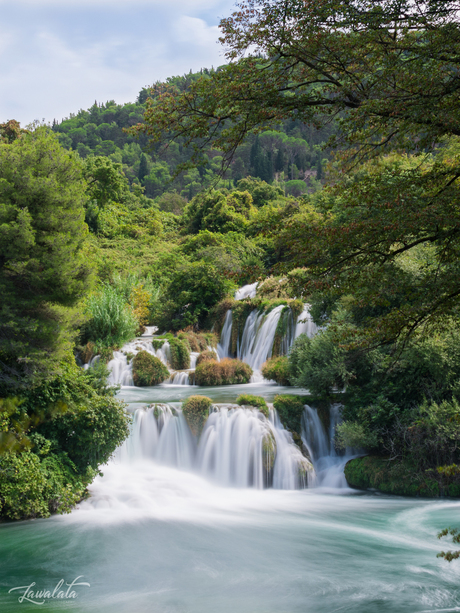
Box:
<box><xmin>262</xmin><ymin>357</ymin><xmax>291</xmax><ymax>386</ymax></box>
<box><xmin>236</xmin><ymin>394</ymin><xmax>268</xmax><ymax>418</ymax></box>
<box><xmin>183</xmin><ymin>189</ymin><xmax>256</xmax><ymax>234</ymax></box>
<box><xmin>153</xmin><ymin>261</ymin><xmax>234</xmax><ymax>331</ymax></box>
<box><xmin>0</xmin><ymin>356</ymin><xmax>129</xmax><ymax>520</ymax></box>
<box><xmin>195</xmin><ymin>358</ymin><xmax>252</xmax><ymax>386</ymax></box>
<box><xmin>437</xmin><ymin>529</ymin><xmax>460</xmax><ymax>562</ymax></box>
<box><xmin>181</xmin><ymin>395</ymin><xmax>212</xmax><ymax>436</ymax></box>
<box><xmin>0</xmin><ymin>126</ymin><xmax>94</xmax><ymax>390</ymax></box>
<box><xmin>335</xmin><ymin>422</ymin><xmax>379</xmax><ymax>452</ymax></box>
<box><xmin>0</xmin><ymin>450</ymin><xmax>87</xmax><ymax>520</ymax></box>
<box><xmin>132</xmin><ymin>350</ymin><xmax>169</xmax><ymax>386</ymax></box>
<box><xmin>196</xmin><ymin>350</ymin><xmax>218</xmax><ymax>367</ymax></box>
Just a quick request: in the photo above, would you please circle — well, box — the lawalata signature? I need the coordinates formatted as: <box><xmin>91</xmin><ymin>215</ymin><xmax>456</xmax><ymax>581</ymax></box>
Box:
<box><xmin>8</xmin><ymin>577</ymin><xmax>90</xmax><ymax>605</ymax></box>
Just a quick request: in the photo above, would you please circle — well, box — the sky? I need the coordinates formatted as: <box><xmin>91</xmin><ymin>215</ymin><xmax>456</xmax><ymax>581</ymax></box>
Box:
<box><xmin>0</xmin><ymin>0</ymin><xmax>237</xmax><ymax>126</ymax></box>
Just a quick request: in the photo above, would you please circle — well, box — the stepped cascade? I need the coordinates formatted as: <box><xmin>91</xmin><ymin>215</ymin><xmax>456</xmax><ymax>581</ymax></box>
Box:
<box><xmin>217</xmin><ymin>284</ymin><xmax>318</xmax><ymax>382</ymax></box>
<box><xmin>118</xmin><ymin>404</ymin><xmax>315</xmax><ymax>490</ymax></box>
<box><xmin>105</xmin><ymin>283</ymin><xmax>318</xmax><ymax>387</ymax></box>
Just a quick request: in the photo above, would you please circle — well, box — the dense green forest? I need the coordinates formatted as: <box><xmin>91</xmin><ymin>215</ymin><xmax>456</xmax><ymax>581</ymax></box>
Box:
<box><xmin>51</xmin><ymin>68</ymin><xmax>330</xmax><ymax>204</ymax></box>
<box><xmin>2</xmin><ymin>1</ymin><xmax>460</xmax><ymax>558</ymax></box>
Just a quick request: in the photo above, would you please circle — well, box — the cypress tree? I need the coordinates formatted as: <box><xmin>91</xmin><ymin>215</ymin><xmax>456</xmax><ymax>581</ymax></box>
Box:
<box><xmin>138</xmin><ymin>153</ymin><xmax>148</xmax><ymax>183</ymax></box>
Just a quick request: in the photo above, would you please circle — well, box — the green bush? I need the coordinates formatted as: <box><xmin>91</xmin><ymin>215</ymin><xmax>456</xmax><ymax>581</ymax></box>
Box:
<box><xmin>182</xmin><ymin>395</ymin><xmax>212</xmax><ymax>436</ymax></box>
<box><xmin>169</xmin><ymin>338</ymin><xmax>191</xmax><ymax>370</ymax></box>
<box><xmin>196</xmin><ymin>350</ymin><xmax>218</xmax><ymax>366</ymax></box>
<box><xmin>195</xmin><ymin>359</ymin><xmax>253</xmax><ymax>386</ymax></box>
<box><xmin>83</xmin><ymin>285</ymin><xmax>138</xmax><ymax>349</ymax></box>
<box><xmin>262</xmin><ymin>356</ymin><xmax>291</xmax><ymax>385</ymax></box>
<box><xmin>236</xmin><ymin>394</ymin><xmax>269</xmax><ymax>418</ymax></box>
<box><xmin>335</xmin><ymin>421</ymin><xmax>379</xmax><ymax>451</ymax></box>
<box><xmin>132</xmin><ymin>350</ymin><xmax>170</xmax><ymax>386</ymax></box>
<box><xmin>0</xmin><ymin>450</ymin><xmax>87</xmax><ymax>520</ymax></box>
<box><xmin>153</xmin><ymin>261</ymin><xmax>234</xmax><ymax>331</ymax></box>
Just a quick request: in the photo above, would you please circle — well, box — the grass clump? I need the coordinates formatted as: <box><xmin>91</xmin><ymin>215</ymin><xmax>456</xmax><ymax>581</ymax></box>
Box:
<box><xmin>195</xmin><ymin>359</ymin><xmax>252</xmax><ymax>386</ymax></box>
<box><xmin>182</xmin><ymin>395</ymin><xmax>212</xmax><ymax>436</ymax></box>
<box><xmin>83</xmin><ymin>285</ymin><xmax>138</xmax><ymax>349</ymax></box>
<box><xmin>132</xmin><ymin>350</ymin><xmax>170</xmax><ymax>386</ymax></box>
<box><xmin>262</xmin><ymin>356</ymin><xmax>291</xmax><ymax>386</ymax></box>
<box><xmin>236</xmin><ymin>394</ymin><xmax>269</xmax><ymax>418</ymax></box>
<box><xmin>196</xmin><ymin>350</ymin><xmax>218</xmax><ymax>366</ymax></box>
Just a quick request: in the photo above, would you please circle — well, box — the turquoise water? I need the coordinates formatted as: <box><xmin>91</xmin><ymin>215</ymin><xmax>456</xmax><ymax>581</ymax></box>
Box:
<box><xmin>1</xmin><ymin>384</ymin><xmax>459</xmax><ymax>613</ymax></box>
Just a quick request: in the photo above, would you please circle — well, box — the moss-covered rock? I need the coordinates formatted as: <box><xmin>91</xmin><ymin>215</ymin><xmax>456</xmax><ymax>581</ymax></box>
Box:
<box><xmin>343</xmin><ymin>456</ymin><xmax>460</xmax><ymax>497</ymax></box>
<box><xmin>169</xmin><ymin>337</ymin><xmax>191</xmax><ymax>370</ymax></box>
<box><xmin>182</xmin><ymin>395</ymin><xmax>212</xmax><ymax>436</ymax></box>
<box><xmin>273</xmin><ymin>395</ymin><xmax>308</xmax><ymax>433</ymax></box>
<box><xmin>262</xmin><ymin>432</ymin><xmax>276</xmax><ymax>471</ymax></box>
<box><xmin>262</xmin><ymin>356</ymin><xmax>291</xmax><ymax>385</ymax></box>
<box><xmin>236</xmin><ymin>394</ymin><xmax>269</xmax><ymax>418</ymax></box>
<box><xmin>151</xmin><ymin>338</ymin><xmax>166</xmax><ymax>351</ymax></box>
<box><xmin>132</xmin><ymin>350</ymin><xmax>170</xmax><ymax>386</ymax></box>
<box><xmin>196</xmin><ymin>350</ymin><xmax>218</xmax><ymax>366</ymax></box>
<box><xmin>195</xmin><ymin>358</ymin><xmax>252</xmax><ymax>385</ymax></box>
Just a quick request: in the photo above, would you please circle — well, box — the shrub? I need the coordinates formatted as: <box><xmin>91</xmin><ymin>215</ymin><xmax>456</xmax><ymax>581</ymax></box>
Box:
<box><xmin>132</xmin><ymin>350</ymin><xmax>170</xmax><ymax>386</ymax></box>
<box><xmin>169</xmin><ymin>337</ymin><xmax>191</xmax><ymax>370</ymax></box>
<box><xmin>262</xmin><ymin>356</ymin><xmax>291</xmax><ymax>386</ymax></box>
<box><xmin>0</xmin><ymin>450</ymin><xmax>87</xmax><ymax>520</ymax></box>
<box><xmin>182</xmin><ymin>395</ymin><xmax>212</xmax><ymax>436</ymax></box>
<box><xmin>196</xmin><ymin>350</ymin><xmax>218</xmax><ymax>366</ymax></box>
<box><xmin>236</xmin><ymin>394</ymin><xmax>269</xmax><ymax>418</ymax></box>
<box><xmin>335</xmin><ymin>421</ymin><xmax>379</xmax><ymax>451</ymax></box>
<box><xmin>195</xmin><ymin>360</ymin><xmax>222</xmax><ymax>385</ymax></box>
<box><xmin>195</xmin><ymin>358</ymin><xmax>252</xmax><ymax>386</ymax></box>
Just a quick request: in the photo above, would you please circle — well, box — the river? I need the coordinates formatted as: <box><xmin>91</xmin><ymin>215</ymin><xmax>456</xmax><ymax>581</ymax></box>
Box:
<box><xmin>1</xmin><ymin>383</ymin><xmax>460</xmax><ymax>613</ymax></box>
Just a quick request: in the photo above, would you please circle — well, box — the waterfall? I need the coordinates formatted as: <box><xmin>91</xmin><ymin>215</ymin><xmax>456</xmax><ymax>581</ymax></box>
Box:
<box><xmin>238</xmin><ymin>306</ymin><xmax>285</xmax><ymax>379</ymax></box>
<box><xmin>119</xmin><ymin>404</ymin><xmax>315</xmax><ymax>490</ymax></box>
<box><xmin>301</xmin><ymin>404</ymin><xmax>350</xmax><ymax>488</ymax></box>
<box><xmin>217</xmin><ymin>310</ymin><xmax>232</xmax><ymax>359</ymax></box>
<box><xmin>234</xmin><ymin>282</ymin><xmax>258</xmax><ymax>300</ymax></box>
<box><xmin>107</xmin><ymin>339</ymin><xmax>196</xmax><ymax>387</ymax></box>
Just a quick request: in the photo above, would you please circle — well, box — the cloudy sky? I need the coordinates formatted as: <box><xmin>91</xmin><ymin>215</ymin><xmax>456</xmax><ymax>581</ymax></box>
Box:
<box><xmin>0</xmin><ymin>0</ymin><xmax>237</xmax><ymax>126</ymax></box>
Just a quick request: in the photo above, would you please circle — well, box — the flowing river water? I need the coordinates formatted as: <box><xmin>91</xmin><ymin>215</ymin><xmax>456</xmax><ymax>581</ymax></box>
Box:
<box><xmin>1</xmin><ymin>381</ymin><xmax>460</xmax><ymax>613</ymax></box>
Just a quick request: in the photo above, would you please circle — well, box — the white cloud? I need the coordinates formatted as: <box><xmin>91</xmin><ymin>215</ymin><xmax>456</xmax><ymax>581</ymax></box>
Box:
<box><xmin>173</xmin><ymin>16</ymin><xmax>220</xmax><ymax>46</ymax></box>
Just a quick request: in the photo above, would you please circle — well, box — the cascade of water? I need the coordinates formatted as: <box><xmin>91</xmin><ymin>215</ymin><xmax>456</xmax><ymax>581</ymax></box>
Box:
<box><xmin>121</xmin><ymin>404</ymin><xmax>314</xmax><ymax>490</ymax></box>
<box><xmin>295</xmin><ymin>306</ymin><xmax>318</xmax><ymax>339</ymax></box>
<box><xmin>106</xmin><ymin>338</ymin><xmax>200</xmax><ymax>387</ymax></box>
<box><xmin>217</xmin><ymin>310</ymin><xmax>233</xmax><ymax>358</ymax></box>
<box><xmin>238</xmin><ymin>305</ymin><xmax>284</xmax><ymax>380</ymax></box>
<box><xmin>301</xmin><ymin>404</ymin><xmax>350</xmax><ymax>488</ymax></box>
<box><xmin>234</xmin><ymin>282</ymin><xmax>258</xmax><ymax>300</ymax></box>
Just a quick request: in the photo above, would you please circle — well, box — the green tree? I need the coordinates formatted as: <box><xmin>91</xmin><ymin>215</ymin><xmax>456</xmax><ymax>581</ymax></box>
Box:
<box><xmin>138</xmin><ymin>153</ymin><xmax>148</xmax><ymax>183</ymax></box>
<box><xmin>136</xmin><ymin>0</ymin><xmax>460</xmax><ymax>343</ymax></box>
<box><xmin>0</xmin><ymin>126</ymin><xmax>94</xmax><ymax>390</ymax></box>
